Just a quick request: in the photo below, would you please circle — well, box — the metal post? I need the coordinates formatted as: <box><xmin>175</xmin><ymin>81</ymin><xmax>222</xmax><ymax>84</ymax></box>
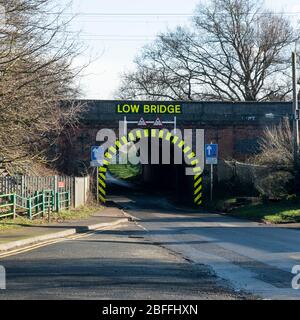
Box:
<box><xmin>56</xmin><ymin>192</ymin><xmax>60</xmax><ymax>213</ymax></box>
<box><xmin>67</xmin><ymin>191</ymin><xmax>70</xmax><ymax>210</ymax></box>
<box><xmin>210</xmin><ymin>164</ymin><xmax>213</xmax><ymax>201</ymax></box>
<box><xmin>12</xmin><ymin>194</ymin><xmax>16</xmax><ymax>219</ymax></box>
<box><xmin>27</xmin><ymin>196</ymin><xmax>32</xmax><ymax>219</ymax></box>
<box><xmin>292</xmin><ymin>51</ymin><xmax>299</xmax><ymax>168</ymax></box>
<box><xmin>96</xmin><ymin>166</ymin><xmax>99</xmax><ymax>204</ymax></box>
<box><xmin>48</xmin><ymin>195</ymin><xmax>51</xmax><ymax>223</ymax></box>
<box><xmin>124</xmin><ymin>116</ymin><xmax>127</xmax><ymax>136</ymax></box>
<box><xmin>34</xmin><ymin>191</ymin><xmax>38</xmax><ymax>215</ymax></box>
<box><xmin>174</xmin><ymin>116</ymin><xmax>177</xmax><ymax>134</ymax></box>
<box><xmin>292</xmin><ymin>51</ymin><xmax>299</xmax><ymax>193</ymax></box>
<box><xmin>41</xmin><ymin>191</ymin><xmax>45</xmax><ymax>216</ymax></box>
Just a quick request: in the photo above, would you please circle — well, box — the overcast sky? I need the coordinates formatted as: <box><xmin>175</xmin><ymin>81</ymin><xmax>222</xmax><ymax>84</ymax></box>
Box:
<box><xmin>62</xmin><ymin>0</ymin><xmax>300</xmax><ymax>99</ymax></box>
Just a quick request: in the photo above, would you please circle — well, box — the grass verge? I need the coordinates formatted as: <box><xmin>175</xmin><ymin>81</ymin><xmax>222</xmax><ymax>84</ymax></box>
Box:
<box><xmin>108</xmin><ymin>163</ymin><xmax>141</xmax><ymax>180</ymax></box>
<box><xmin>230</xmin><ymin>200</ymin><xmax>300</xmax><ymax>223</ymax></box>
<box><xmin>206</xmin><ymin>197</ymin><xmax>300</xmax><ymax>224</ymax></box>
<box><xmin>0</xmin><ymin>205</ymin><xmax>102</xmax><ymax>232</ymax></box>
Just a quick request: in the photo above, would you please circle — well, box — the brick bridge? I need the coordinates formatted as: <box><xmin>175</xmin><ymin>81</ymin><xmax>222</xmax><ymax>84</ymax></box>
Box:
<box><xmin>59</xmin><ymin>100</ymin><xmax>292</xmax><ymax>204</ymax></box>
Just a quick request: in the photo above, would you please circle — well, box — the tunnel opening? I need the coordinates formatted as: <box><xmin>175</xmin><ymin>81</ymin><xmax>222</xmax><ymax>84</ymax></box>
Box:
<box><xmin>103</xmin><ymin>130</ymin><xmax>197</xmax><ymax>206</ymax></box>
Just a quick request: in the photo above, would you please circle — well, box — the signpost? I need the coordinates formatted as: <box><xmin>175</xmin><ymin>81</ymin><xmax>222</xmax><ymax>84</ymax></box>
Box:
<box><xmin>123</xmin><ymin>116</ymin><xmax>177</xmax><ymax>135</ymax></box>
<box><xmin>205</xmin><ymin>143</ymin><xmax>218</xmax><ymax>201</ymax></box>
<box><xmin>90</xmin><ymin>146</ymin><xmax>104</xmax><ymax>167</ymax></box>
<box><xmin>91</xmin><ymin>146</ymin><xmax>104</xmax><ymax>204</ymax></box>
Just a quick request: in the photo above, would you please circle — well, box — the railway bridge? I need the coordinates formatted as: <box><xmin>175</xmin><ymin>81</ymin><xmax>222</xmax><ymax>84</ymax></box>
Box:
<box><xmin>59</xmin><ymin>100</ymin><xmax>292</xmax><ymax>205</ymax></box>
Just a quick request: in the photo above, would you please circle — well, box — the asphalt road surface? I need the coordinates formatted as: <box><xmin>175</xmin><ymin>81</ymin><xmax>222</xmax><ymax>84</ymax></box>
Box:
<box><xmin>1</xmin><ymin>176</ymin><xmax>300</xmax><ymax>299</ymax></box>
<box><xmin>108</xmin><ymin>180</ymin><xmax>300</xmax><ymax>300</ymax></box>
<box><xmin>0</xmin><ymin>217</ymin><xmax>243</xmax><ymax>300</ymax></box>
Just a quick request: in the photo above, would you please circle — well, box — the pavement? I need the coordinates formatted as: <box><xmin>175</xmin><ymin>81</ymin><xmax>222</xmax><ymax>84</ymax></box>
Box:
<box><xmin>0</xmin><ymin>207</ymin><xmax>128</xmax><ymax>253</ymax></box>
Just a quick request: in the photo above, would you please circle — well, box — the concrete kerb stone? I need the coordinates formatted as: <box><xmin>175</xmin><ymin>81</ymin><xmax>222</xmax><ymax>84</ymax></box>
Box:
<box><xmin>0</xmin><ymin>217</ymin><xmax>129</xmax><ymax>253</ymax></box>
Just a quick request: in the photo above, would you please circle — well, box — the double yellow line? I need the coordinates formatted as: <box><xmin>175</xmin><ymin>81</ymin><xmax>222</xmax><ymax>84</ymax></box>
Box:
<box><xmin>0</xmin><ymin>223</ymin><xmax>123</xmax><ymax>259</ymax></box>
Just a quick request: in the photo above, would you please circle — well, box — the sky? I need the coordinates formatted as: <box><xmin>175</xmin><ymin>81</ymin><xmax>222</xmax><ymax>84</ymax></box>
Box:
<box><xmin>59</xmin><ymin>0</ymin><xmax>300</xmax><ymax>100</ymax></box>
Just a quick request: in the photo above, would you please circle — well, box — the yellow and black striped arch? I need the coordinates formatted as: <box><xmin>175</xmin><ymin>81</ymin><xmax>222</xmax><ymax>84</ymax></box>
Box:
<box><xmin>97</xmin><ymin>129</ymin><xmax>203</xmax><ymax>206</ymax></box>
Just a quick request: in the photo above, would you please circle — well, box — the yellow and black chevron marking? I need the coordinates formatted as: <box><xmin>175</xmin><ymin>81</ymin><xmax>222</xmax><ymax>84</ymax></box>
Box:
<box><xmin>98</xmin><ymin>129</ymin><xmax>203</xmax><ymax>206</ymax></box>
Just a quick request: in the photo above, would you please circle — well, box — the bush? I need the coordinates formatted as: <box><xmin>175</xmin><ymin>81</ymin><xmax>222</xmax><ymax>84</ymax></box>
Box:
<box><xmin>254</xmin><ymin>170</ymin><xmax>294</xmax><ymax>199</ymax></box>
<box><xmin>251</xmin><ymin>118</ymin><xmax>297</xmax><ymax>199</ymax></box>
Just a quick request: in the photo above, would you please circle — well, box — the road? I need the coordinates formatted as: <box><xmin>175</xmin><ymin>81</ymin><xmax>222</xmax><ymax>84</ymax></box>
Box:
<box><xmin>0</xmin><ymin>177</ymin><xmax>300</xmax><ymax>299</ymax></box>
<box><xmin>108</xmin><ymin>180</ymin><xmax>300</xmax><ymax>300</ymax></box>
<box><xmin>0</xmin><ymin>220</ymin><xmax>242</xmax><ymax>300</ymax></box>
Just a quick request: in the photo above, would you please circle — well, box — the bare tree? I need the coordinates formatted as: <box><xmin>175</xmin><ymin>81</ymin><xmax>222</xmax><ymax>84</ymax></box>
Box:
<box><xmin>117</xmin><ymin>0</ymin><xmax>298</xmax><ymax>101</ymax></box>
<box><xmin>0</xmin><ymin>0</ymin><xmax>86</xmax><ymax>173</ymax></box>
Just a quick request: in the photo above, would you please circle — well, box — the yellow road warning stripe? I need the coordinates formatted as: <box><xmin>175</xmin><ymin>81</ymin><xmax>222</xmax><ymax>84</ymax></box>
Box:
<box><xmin>115</xmin><ymin>140</ymin><xmax>121</xmax><ymax>148</ymax></box>
<box><xmin>183</xmin><ymin>146</ymin><xmax>191</xmax><ymax>154</ymax></box>
<box><xmin>191</xmin><ymin>159</ymin><xmax>199</xmax><ymax>166</ymax></box>
<box><xmin>102</xmin><ymin>159</ymin><xmax>109</xmax><ymax>166</ymax></box>
<box><xmin>193</xmin><ymin>167</ymin><xmax>201</xmax><ymax>173</ymax></box>
<box><xmin>188</xmin><ymin>152</ymin><xmax>195</xmax><ymax>159</ymax></box>
<box><xmin>105</xmin><ymin>152</ymin><xmax>113</xmax><ymax>159</ymax></box>
<box><xmin>196</xmin><ymin>200</ymin><xmax>202</xmax><ymax>205</ymax></box>
<box><xmin>194</xmin><ymin>178</ymin><xmax>202</xmax><ymax>188</ymax></box>
<box><xmin>109</xmin><ymin>146</ymin><xmax>117</xmax><ymax>154</ymax></box>
<box><xmin>99</xmin><ymin>194</ymin><xmax>106</xmax><ymax>203</ymax></box>
<box><xmin>165</xmin><ymin>132</ymin><xmax>172</xmax><ymax>141</ymax></box>
<box><xmin>172</xmin><ymin>136</ymin><xmax>179</xmax><ymax>144</ymax></box>
<box><xmin>99</xmin><ymin>187</ymin><xmax>106</xmax><ymax>195</ymax></box>
<box><xmin>178</xmin><ymin>140</ymin><xmax>184</xmax><ymax>148</ymax></box>
<box><xmin>128</xmin><ymin>132</ymin><xmax>135</xmax><ymax>141</ymax></box>
<box><xmin>194</xmin><ymin>185</ymin><xmax>202</xmax><ymax>195</ymax></box>
<box><xmin>121</xmin><ymin>136</ymin><xmax>128</xmax><ymax>144</ymax></box>
<box><xmin>98</xmin><ymin>178</ymin><xmax>106</xmax><ymax>188</ymax></box>
<box><xmin>194</xmin><ymin>173</ymin><xmax>201</xmax><ymax>180</ymax></box>
<box><xmin>194</xmin><ymin>193</ymin><xmax>202</xmax><ymax>203</ymax></box>
<box><xmin>136</xmin><ymin>130</ymin><xmax>142</xmax><ymax>138</ymax></box>
<box><xmin>96</xmin><ymin>134</ymin><xmax>204</xmax><ymax>207</ymax></box>
<box><xmin>99</xmin><ymin>173</ymin><xmax>106</xmax><ymax>180</ymax></box>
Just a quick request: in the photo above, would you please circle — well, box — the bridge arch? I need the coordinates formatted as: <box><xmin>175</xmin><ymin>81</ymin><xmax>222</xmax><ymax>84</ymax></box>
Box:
<box><xmin>97</xmin><ymin>128</ymin><xmax>203</xmax><ymax>206</ymax></box>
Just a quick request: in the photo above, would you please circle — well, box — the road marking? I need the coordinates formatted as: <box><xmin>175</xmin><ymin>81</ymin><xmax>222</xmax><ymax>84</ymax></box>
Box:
<box><xmin>121</xmin><ymin>209</ymin><xmax>140</xmax><ymax>221</ymax></box>
<box><xmin>0</xmin><ymin>222</ymin><xmax>128</xmax><ymax>259</ymax></box>
<box><xmin>136</xmin><ymin>223</ymin><xmax>148</xmax><ymax>232</ymax></box>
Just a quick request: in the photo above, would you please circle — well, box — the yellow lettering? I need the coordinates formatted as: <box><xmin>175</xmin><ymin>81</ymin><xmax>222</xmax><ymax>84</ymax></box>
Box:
<box><xmin>175</xmin><ymin>105</ymin><xmax>181</xmax><ymax>113</ymax></box>
<box><xmin>151</xmin><ymin>105</ymin><xmax>157</xmax><ymax>113</ymax></box>
<box><xmin>139</xmin><ymin>103</ymin><xmax>182</xmax><ymax>114</ymax></box>
<box><xmin>168</xmin><ymin>105</ymin><xmax>174</xmax><ymax>113</ymax></box>
<box><xmin>131</xmin><ymin>104</ymin><xmax>140</xmax><ymax>113</ymax></box>
<box><xmin>160</xmin><ymin>105</ymin><xmax>167</xmax><ymax>113</ymax></box>
<box><xmin>144</xmin><ymin>105</ymin><xmax>150</xmax><ymax>113</ymax></box>
<box><xmin>123</xmin><ymin>104</ymin><xmax>130</xmax><ymax>113</ymax></box>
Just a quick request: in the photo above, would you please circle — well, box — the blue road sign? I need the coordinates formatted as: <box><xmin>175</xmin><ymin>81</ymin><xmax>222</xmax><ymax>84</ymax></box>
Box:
<box><xmin>91</xmin><ymin>146</ymin><xmax>104</xmax><ymax>166</ymax></box>
<box><xmin>205</xmin><ymin>144</ymin><xmax>218</xmax><ymax>164</ymax></box>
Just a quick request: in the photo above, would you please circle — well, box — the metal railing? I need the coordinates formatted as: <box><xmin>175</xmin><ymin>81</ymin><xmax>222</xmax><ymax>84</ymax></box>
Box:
<box><xmin>0</xmin><ymin>194</ymin><xmax>16</xmax><ymax>219</ymax></box>
<box><xmin>56</xmin><ymin>192</ymin><xmax>70</xmax><ymax>212</ymax></box>
<box><xmin>0</xmin><ymin>190</ymin><xmax>70</xmax><ymax>220</ymax></box>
